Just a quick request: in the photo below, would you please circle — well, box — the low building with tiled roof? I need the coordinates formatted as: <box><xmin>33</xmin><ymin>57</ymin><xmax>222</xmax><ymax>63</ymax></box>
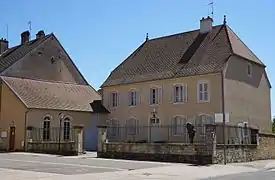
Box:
<box><xmin>0</xmin><ymin>30</ymin><xmax>108</xmax><ymax>152</ymax></box>
<box><xmin>101</xmin><ymin>16</ymin><xmax>272</xmax><ymax>142</ymax></box>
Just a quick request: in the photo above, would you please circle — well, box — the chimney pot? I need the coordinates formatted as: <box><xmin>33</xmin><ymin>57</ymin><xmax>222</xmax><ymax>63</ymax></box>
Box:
<box><xmin>36</xmin><ymin>30</ymin><xmax>45</xmax><ymax>39</ymax></box>
<box><xmin>0</xmin><ymin>38</ymin><xmax>9</xmax><ymax>54</ymax></box>
<box><xmin>200</xmin><ymin>16</ymin><xmax>213</xmax><ymax>34</ymax></box>
<box><xmin>21</xmin><ymin>31</ymin><xmax>30</xmax><ymax>44</ymax></box>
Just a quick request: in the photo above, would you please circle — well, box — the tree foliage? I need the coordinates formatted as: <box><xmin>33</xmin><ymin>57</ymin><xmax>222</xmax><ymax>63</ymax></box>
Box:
<box><xmin>272</xmin><ymin>117</ymin><xmax>275</xmax><ymax>133</ymax></box>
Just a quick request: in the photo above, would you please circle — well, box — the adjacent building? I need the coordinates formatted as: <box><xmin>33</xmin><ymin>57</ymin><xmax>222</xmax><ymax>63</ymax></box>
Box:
<box><xmin>0</xmin><ymin>30</ymin><xmax>108</xmax><ymax>151</ymax></box>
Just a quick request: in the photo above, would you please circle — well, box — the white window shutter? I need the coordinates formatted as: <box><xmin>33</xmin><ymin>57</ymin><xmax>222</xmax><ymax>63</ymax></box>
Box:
<box><xmin>184</xmin><ymin>84</ymin><xmax>188</xmax><ymax>102</ymax></box>
<box><xmin>149</xmin><ymin>88</ymin><xmax>152</xmax><ymax>104</ymax></box>
<box><xmin>128</xmin><ymin>91</ymin><xmax>131</xmax><ymax>106</ymax></box>
<box><xmin>117</xmin><ymin>92</ymin><xmax>120</xmax><ymax>106</ymax></box>
<box><xmin>170</xmin><ymin>85</ymin><xmax>174</xmax><ymax>103</ymax></box>
<box><xmin>137</xmin><ymin>90</ymin><xmax>141</xmax><ymax>105</ymax></box>
<box><xmin>158</xmin><ymin>87</ymin><xmax>162</xmax><ymax>104</ymax></box>
<box><xmin>109</xmin><ymin>92</ymin><xmax>112</xmax><ymax>108</ymax></box>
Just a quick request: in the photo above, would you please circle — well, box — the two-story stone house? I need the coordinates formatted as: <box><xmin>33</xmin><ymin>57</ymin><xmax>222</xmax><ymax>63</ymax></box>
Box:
<box><xmin>100</xmin><ymin>16</ymin><xmax>271</xmax><ymax>135</ymax></box>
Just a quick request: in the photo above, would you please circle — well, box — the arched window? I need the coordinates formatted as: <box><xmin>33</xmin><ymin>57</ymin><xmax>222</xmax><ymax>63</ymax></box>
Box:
<box><xmin>172</xmin><ymin>116</ymin><xmax>187</xmax><ymax>135</ymax></box>
<box><xmin>108</xmin><ymin>119</ymin><xmax>120</xmax><ymax>137</ymax></box>
<box><xmin>43</xmin><ymin>116</ymin><xmax>51</xmax><ymax>140</ymax></box>
<box><xmin>63</xmin><ymin>117</ymin><xmax>71</xmax><ymax>141</ymax></box>
<box><xmin>126</xmin><ymin>118</ymin><xmax>139</xmax><ymax>135</ymax></box>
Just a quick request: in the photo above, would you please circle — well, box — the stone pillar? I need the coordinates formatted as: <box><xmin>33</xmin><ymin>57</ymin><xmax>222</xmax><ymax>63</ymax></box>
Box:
<box><xmin>201</xmin><ymin>124</ymin><xmax>216</xmax><ymax>164</ymax></box>
<box><xmin>97</xmin><ymin>125</ymin><xmax>108</xmax><ymax>156</ymax></box>
<box><xmin>73</xmin><ymin>125</ymin><xmax>84</xmax><ymax>155</ymax></box>
<box><xmin>25</xmin><ymin>126</ymin><xmax>34</xmax><ymax>151</ymax></box>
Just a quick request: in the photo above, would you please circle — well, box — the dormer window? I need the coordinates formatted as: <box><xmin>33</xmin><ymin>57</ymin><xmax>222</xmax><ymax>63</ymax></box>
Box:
<box><xmin>247</xmin><ymin>63</ymin><xmax>252</xmax><ymax>77</ymax></box>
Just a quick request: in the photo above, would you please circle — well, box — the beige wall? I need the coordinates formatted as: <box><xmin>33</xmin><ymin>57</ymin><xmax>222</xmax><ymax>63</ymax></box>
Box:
<box><xmin>224</xmin><ymin>55</ymin><xmax>272</xmax><ymax>132</ymax></box>
<box><xmin>0</xmin><ymin>82</ymin><xmax>108</xmax><ymax>151</ymax></box>
<box><xmin>102</xmin><ymin>73</ymin><xmax>222</xmax><ymax>125</ymax></box>
<box><xmin>2</xmin><ymin>36</ymin><xmax>87</xmax><ymax>85</ymax></box>
<box><xmin>0</xmin><ymin>83</ymin><xmax>27</xmax><ymax>150</ymax></box>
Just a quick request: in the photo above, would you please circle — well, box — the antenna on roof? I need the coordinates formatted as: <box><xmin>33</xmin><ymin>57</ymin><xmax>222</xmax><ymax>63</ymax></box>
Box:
<box><xmin>207</xmin><ymin>0</ymin><xmax>214</xmax><ymax>21</ymax></box>
<box><xmin>145</xmin><ymin>33</ymin><xmax>149</xmax><ymax>41</ymax></box>
<box><xmin>28</xmin><ymin>21</ymin><xmax>32</xmax><ymax>37</ymax></box>
<box><xmin>223</xmin><ymin>15</ymin><xmax>227</xmax><ymax>25</ymax></box>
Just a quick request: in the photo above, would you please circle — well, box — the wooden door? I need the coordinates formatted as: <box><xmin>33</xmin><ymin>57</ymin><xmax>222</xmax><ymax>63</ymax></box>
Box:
<box><xmin>9</xmin><ymin>126</ymin><xmax>15</xmax><ymax>151</ymax></box>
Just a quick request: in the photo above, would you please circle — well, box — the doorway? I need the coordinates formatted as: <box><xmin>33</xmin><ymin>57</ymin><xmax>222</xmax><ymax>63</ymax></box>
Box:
<box><xmin>9</xmin><ymin>126</ymin><xmax>15</xmax><ymax>151</ymax></box>
<box><xmin>150</xmin><ymin>117</ymin><xmax>165</xmax><ymax>142</ymax></box>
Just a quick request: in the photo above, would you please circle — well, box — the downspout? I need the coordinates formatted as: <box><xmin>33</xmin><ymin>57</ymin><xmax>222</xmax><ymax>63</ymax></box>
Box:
<box><xmin>23</xmin><ymin>110</ymin><xmax>29</xmax><ymax>151</ymax></box>
<box><xmin>220</xmin><ymin>70</ymin><xmax>226</xmax><ymax>165</ymax></box>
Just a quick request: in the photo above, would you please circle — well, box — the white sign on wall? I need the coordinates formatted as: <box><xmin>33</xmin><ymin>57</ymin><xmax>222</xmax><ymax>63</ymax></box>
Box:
<box><xmin>1</xmin><ymin>131</ymin><xmax>7</xmax><ymax>138</ymax></box>
<box><xmin>215</xmin><ymin>113</ymin><xmax>230</xmax><ymax>123</ymax></box>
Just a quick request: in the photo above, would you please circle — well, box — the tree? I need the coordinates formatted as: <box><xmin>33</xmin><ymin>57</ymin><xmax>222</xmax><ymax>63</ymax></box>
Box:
<box><xmin>272</xmin><ymin>117</ymin><xmax>275</xmax><ymax>133</ymax></box>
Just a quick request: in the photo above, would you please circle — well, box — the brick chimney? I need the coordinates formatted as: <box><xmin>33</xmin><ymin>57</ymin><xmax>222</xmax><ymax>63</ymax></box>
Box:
<box><xmin>0</xmin><ymin>38</ymin><xmax>8</xmax><ymax>54</ymax></box>
<box><xmin>200</xmin><ymin>16</ymin><xmax>213</xmax><ymax>34</ymax></box>
<box><xmin>36</xmin><ymin>30</ymin><xmax>45</xmax><ymax>39</ymax></box>
<box><xmin>21</xmin><ymin>31</ymin><xmax>30</xmax><ymax>44</ymax></box>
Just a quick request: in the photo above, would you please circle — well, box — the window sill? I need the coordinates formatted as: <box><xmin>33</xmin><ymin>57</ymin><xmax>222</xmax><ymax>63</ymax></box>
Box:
<box><xmin>128</xmin><ymin>105</ymin><xmax>137</xmax><ymax>108</ymax></box>
<box><xmin>172</xmin><ymin>102</ymin><xmax>185</xmax><ymax>105</ymax></box>
<box><xmin>197</xmin><ymin>100</ymin><xmax>210</xmax><ymax>104</ymax></box>
<box><xmin>149</xmin><ymin>103</ymin><xmax>159</xmax><ymax>107</ymax></box>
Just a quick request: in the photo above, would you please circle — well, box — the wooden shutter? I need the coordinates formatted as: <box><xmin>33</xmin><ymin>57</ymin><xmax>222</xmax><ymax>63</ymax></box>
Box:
<box><xmin>158</xmin><ymin>87</ymin><xmax>162</xmax><ymax>104</ymax></box>
<box><xmin>184</xmin><ymin>84</ymin><xmax>188</xmax><ymax>102</ymax></box>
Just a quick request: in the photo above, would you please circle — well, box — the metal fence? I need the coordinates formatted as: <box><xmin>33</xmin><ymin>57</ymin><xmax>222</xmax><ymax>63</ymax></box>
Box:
<box><xmin>30</xmin><ymin>127</ymin><xmax>76</xmax><ymax>142</ymax></box>
<box><xmin>215</xmin><ymin>124</ymin><xmax>258</xmax><ymax>145</ymax></box>
<box><xmin>107</xmin><ymin>124</ymin><xmax>206</xmax><ymax>144</ymax></box>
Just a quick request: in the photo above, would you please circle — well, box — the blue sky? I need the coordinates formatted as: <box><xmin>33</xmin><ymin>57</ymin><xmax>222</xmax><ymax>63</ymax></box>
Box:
<box><xmin>1</xmin><ymin>0</ymin><xmax>275</xmax><ymax>114</ymax></box>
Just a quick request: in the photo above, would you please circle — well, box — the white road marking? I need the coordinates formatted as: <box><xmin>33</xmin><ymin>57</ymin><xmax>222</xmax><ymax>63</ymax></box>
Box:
<box><xmin>0</xmin><ymin>158</ymin><xmax>125</xmax><ymax>171</ymax></box>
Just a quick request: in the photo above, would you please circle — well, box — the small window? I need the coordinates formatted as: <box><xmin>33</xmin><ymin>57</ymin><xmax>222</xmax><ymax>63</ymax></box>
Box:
<box><xmin>129</xmin><ymin>90</ymin><xmax>138</xmax><ymax>106</ymax></box>
<box><xmin>172</xmin><ymin>116</ymin><xmax>187</xmax><ymax>135</ymax></box>
<box><xmin>173</xmin><ymin>84</ymin><xmax>187</xmax><ymax>103</ymax></box>
<box><xmin>150</xmin><ymin>87</ymin><xmax>160</xmax><ymax>105</ymax></box>
<box><xmin>43</xmin><ymin>116</ymin><xmax>51</xmax><ymax>140</ymax></box>
<box><xmin>108</xmin><ymin>119</ymin><xmax>120</xmax><ymax>137</ymax></box>
<box><xmin>247</xmin><ymin>63</ymin><xmax>252</xmax><ymax>77</ymax></box>
<box><xmin>63</xmin><ymin>118</ymin><xmax>71</xmax><ymax>141</ymax></box>
<box><xmin>126</xmin><ymin>118</ymin><xmax>139</xmax><ymax>135</ymax></box>
<box><xmin>110</xmin><ymin>92</ymin><xmax>118</xmax><ymax>107</ymax></box>
<box><xmin>197</xmin><ymin>80</ymin><xmax>210</xmax><ymax>102</ymax></box>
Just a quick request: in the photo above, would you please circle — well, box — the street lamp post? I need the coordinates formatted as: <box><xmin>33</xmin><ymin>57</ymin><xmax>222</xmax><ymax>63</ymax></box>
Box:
<box><xmin>58</xmin><ymin>113</ymin><xmax>64</xmax><ymax>152</ymax></box>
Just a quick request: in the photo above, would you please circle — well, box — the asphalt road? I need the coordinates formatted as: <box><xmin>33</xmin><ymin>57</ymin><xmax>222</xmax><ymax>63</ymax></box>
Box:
<box><xmin>204</xmin><ymin>170</ymin><xmax>275</xmax><ymax>180</ymax></box>
<box><xmin>0</xmin><ymin>153</ymin><xmax>168</xmax><ymax>175</ymax></box>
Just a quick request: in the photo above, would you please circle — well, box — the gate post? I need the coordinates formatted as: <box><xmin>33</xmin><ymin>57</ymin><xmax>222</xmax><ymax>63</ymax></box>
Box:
<box><xmin>73</xmin><ymin>125</ymin><xmax>84</xmax><ymax>155</ymax></box>
<box><xmin>25</xmin><ymin>126</ymin><xmax>34</xmax><ymax>152</ymax></box>
<box><xmin>97</xmin><ymin>125</ymin><xmax>108</xmax><ymax>157</ymax></box>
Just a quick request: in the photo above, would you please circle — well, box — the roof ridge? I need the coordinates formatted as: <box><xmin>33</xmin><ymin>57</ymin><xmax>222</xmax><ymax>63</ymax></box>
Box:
<box><xmin>149</xmin><ymin>24</ymin><xmax>224</xmax><ymax>41</ymax></box>
<box><xmin>0</xmin><ymin>76</ymin><xmax>90</xmax><ymax>86</ymax></box>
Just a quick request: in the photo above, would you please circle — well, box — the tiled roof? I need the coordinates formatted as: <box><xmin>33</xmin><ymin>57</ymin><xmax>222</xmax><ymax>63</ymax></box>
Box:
<box><xmin>2</xmin><ymin>76</ymin><xmax>101</xmax><ymax>112</ymax></box>
<box><xmin>101</xmin><ymin>25</ymin><xmax>265</xmax><ymax>87</ymax></box>
<box><xmin>0</xmin><ymin>35</ymin><xmax>51</xmax><ymax>73</ymax></box>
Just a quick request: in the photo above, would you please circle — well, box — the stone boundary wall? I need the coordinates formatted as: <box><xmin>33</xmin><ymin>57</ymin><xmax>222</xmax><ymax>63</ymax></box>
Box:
<box><xmin>213</xmin><ymin>132</ymin><xmax>275</xmax><ymax>164</ymax></box>
<box><xmin>98</xmin><ymin>142</ymin><xmax>212</xmax><ymax>164</ymax></box>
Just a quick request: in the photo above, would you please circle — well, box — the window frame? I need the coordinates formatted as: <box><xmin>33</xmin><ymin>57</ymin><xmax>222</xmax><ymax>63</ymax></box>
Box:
<box><xmin>42</xmin><ymin>116</ymin><xmax>51</xmax><ymax>141</ymax></box>
<box><xmin>129</xmin><ymin>89</ymin><xmax>138</xmax><ymax>107</ymax></box>
<box><xmin>126</xmin><ymin>118</ymin><xmax>139</xmax><ymax>135</ymax></box>
<box><xmin>247</xmin><ymin>62</ymin><xmax>252</xmax><ymax>77</ymax></box>
<box><xmin>108</xmin><ymin>119</ymin><xmax>120</xmax><ymax>137</ymax></box>
<box><xmin>173</xmin><ymin>83</ymin><xmax>187</xmax><ymax>103</ymax></box>
<box><xmin>110</xmin><ymin>91</ymin><xmax>119</xmax><ymax>108</ymax></box>
<box><xmin>197</xmin><ymin>80</ymin><xmax>210</xmax><ymax>103</ymax></box>
<box><xmin>172</xmin><ymin>115</ymin><xmax>187</xmax><ymax>136</ymax></box>
<box><xmin>63</xmin><ymin>117</ymin><xmax>71</xmax><ymax>141</ymax></box>
<box><xmin>149</xmin><ymin>86</ymin><xmax>161</xmax><ymax>105</ymax></box>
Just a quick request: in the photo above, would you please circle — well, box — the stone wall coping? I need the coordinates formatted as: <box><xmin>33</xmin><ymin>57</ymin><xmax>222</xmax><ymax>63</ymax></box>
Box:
<box><xmin>106</xmin><ymin>142</ymin><xmax>203</xmax><ymax>146</ymax></box>
<box><xmin>216</xmin><ymin>144</ymin><xmax>257</xmax><ymax>148</ymax></box>
<box><xmin>259</xmin><ymin>132</ymin><xmax>275</xmax><ymax>137</ymax></box>
<box><xmin>26</xmin><ymin>126</ymin><xmax>34</xmax><ymax>130</ymax></box>
<box><xmin>73</xmin><ymin>125</ymin><xmax>84</xmax><ymax>129</ymax></box>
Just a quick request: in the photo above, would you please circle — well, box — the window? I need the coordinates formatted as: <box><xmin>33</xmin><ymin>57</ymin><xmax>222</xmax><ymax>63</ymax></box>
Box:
<box><xmin>172</xmin><ymin>116</ymin><xmax>187</xmax><ymax>135</ymax></box>
<box><xmin>197</xmin><ymin>80</ymin><xmax>210</xmax><ymax>102</ymax></box>
<box><xmin>173</xmin><ymin>84</ymin><xmax>187</xmax><ymax>103</ymax></box>
<box><xmin>110</xmin><ymin>92</ymin><xmax>118</xmax><ymax>107</ymax></box>
<box><xmin>150</xmin><ymin>87</ymin><xmax>161</xmax><ymax>105</ymax></box>
<box><xmin>63</xmin><ymin>118</ymin><xmax>71</xmax><ymax>141</ymax></box>
<box><xmin>126</xmin><ymin>118</ymin><xmax>139</xmax><ymax>135</ymax></box>
<box><xmin>43</xmin><ymin>116</ymin><xmax>51</xmax><ymax>140</ymax></box>
<box><xmin>129</xmin><ymin>90</ymin><xmax>138</xmax><ymax>106</ymax></box>
<box><xmin>247</xmin><ymin>63</ymin><xmax>252</xmax><ymax>77</ymax></box>
<box><xmin>108</xmin><ymin>119</ymin><xmax>120</xmax><ymax>137</ymax></box>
